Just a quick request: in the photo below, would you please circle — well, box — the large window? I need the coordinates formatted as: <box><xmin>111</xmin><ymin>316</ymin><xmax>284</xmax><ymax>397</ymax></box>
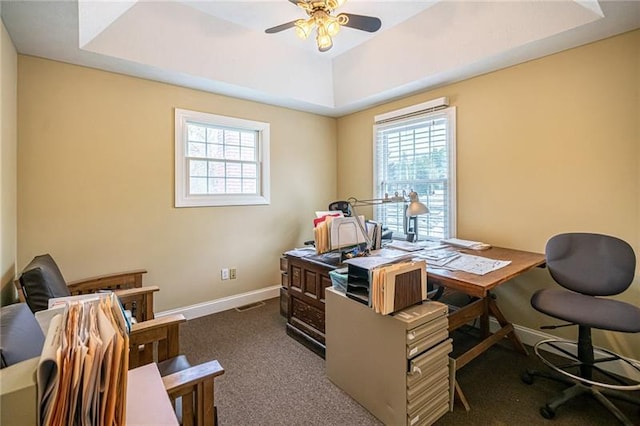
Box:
<box><xmin>175</xmin><ymin>108</ymin><xmax>270</xmax><ymax>207</ymax></box>
<box><xmin>373</xmin><ymin>100</ymin><xmax>456</xmax><ymax>240</ymax></box>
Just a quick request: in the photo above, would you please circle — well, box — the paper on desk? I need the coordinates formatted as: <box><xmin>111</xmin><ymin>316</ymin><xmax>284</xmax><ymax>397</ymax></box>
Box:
<box><xmin>441</xmin><ymin>253</ymin><xmax>511</xmax><ymax>275</ymax></box>
<box><xmin>385</xmin><ymin>241</ymin><xmax>423</xmax><ymax>252</ymax></box>
<box><xmin>285</xmin><ymin>247</ymin><xmax>315</xmax><ymax>257</ymax></box>
<box><xmin>442</xmin><ymin>238</ymin><xmax>491</xmax><ymax>250</ymax></box>
<box><xmin>344</xmin><ymin>255</ymin><xmax>395</xmax><ymax>270</ymax></box>
<box><xmin>374</xmin><ymin>248</ymin><xmax>415</xmax><ymax>260</ymax></box>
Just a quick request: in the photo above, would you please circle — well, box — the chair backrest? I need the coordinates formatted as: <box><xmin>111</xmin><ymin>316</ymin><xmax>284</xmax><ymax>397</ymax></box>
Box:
<box><xmin>328</xmin><ymin>200</ymin><xmax>352</xmax><ymax>216</ymax></box>
<box><xmin>0</xmin><ymin>303</ymin><xmax>45</xmax><ymax>368</ymax></box>
<box><xmin>545</xmin><ymin>233</ymin><xmax>636</xmax><ymax>296</ymax></box>
<box><xmin>15</xmin><ymin>254</ymin><xmax>71</xmax><ymax>313</ymax></box>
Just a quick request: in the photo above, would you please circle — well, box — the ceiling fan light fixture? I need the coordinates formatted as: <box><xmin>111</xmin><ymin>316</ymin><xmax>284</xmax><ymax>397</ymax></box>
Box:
<box><xmin>316</xmin><ymin>24</ymin><xmax>333</xmax><ymax>51</ymax></box>
<box><xmin>294</xmin><ymin>18</ymin><xmax>313</xmax><ymax>39</ymax></box>
<box><xmin>265</xmin><ymin>0</ymin><xmax>381</xmax><ymax>52</ymax></box>
<box><xmin>326</xmin><ymin>17</ymin><xmax>341</xmax><ymax>36</ymax></box>
<box><xmin>326</xmin><ymin>0</ymin><xmax>347</xmax><ymax>10</ymax></box>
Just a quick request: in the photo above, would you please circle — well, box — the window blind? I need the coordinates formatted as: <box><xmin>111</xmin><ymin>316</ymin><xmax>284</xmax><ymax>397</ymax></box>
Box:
<box><xmin>373</xmin><ymin>106</ymin><xmax>456</xmax><ymax>240</ymax></box>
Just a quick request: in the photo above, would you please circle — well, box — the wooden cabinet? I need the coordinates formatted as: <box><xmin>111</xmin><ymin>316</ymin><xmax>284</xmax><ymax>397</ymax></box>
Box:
<box><xmin>279</xmin><ymin>256</ymin><xmax>289</xmax><ymax>318</ymax></box>
<box><xmin>284</xmin><ymin>252</ymin><xmax>339</xmax><ymax>357</ymax></box>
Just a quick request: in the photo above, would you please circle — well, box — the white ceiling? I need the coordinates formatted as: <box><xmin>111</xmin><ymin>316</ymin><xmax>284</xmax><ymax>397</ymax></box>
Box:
<box><xmin>2</xmin><ymin>0</ymin><xmax>639</xmax><ymax>117</ymax></box>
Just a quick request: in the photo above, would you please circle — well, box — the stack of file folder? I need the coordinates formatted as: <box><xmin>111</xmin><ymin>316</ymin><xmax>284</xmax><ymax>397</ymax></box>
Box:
<box><xmin>313</xmin><ymin>214</ymin><xmax>368</xmax><ymax>254</ymax></box>
<box><xmin>37</xmin><ymin>293</ymin><xmax>129</xmax><ymax>425</ymax></box>
<box><xmin>346</xmin><ymin>259</ymin><xmax>427</xmax><ymax>315</ymax></box>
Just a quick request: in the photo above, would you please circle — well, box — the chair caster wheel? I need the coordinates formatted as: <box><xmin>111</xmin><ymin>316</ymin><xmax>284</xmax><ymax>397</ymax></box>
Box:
<box><xmin>521</xmin><ymin>371</ymin><xmax>534</xmax><ymax>385</ymax></box>
<box><xmin>540</xmin><ymin>405</ymin><xmax>555</xmax><ymax>419</ymax></box>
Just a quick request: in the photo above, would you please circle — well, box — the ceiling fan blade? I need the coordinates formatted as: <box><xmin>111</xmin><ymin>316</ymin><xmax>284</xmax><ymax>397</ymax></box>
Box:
<box><xmin>265</xmin><ymin>20</ymin><xmax>298</xmax><ymax>34</ymax></box>
<box><xmin>340</xmin><ymin>13</ymin><xmax>382</xmax><ymax>33</ymax></box>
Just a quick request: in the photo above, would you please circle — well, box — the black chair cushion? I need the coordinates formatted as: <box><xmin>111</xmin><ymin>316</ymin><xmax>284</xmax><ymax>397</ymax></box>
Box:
<box><xmin>0</xmin><ymin>303</ymin><xmax>45</xmax><ymax>368</ymax></box>
<box><xmin>531</xmin><ymin>289</ymin><xmax>640</xmax><ymax>333</ymax></box>
<box><xmin>19</xmin><ymin>254</ymin><xmax>71</xmax><ymax>313</ymax></box>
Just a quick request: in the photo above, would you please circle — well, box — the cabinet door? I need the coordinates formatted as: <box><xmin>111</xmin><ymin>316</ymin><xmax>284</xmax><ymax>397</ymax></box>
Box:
<box><xmin>286</xmin><ymin>255</ymin><xmax>334</xmax><ymax>344</ymax></box>
<box><xmin>289</xmin><ymin>263</ymin><xmax>303</xmax><ymax>293</ymax></box>
<box><xmin>303</xmin><ymin>268</ymin><xmax>320</xmax><ymax>300</ymax></box>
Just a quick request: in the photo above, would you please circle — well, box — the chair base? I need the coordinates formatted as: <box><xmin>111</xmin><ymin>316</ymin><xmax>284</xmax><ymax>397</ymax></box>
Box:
<box><xmin>522</xmin><ymin>338</ymin><xmax>640</xmax><ymax>425</ymax></box>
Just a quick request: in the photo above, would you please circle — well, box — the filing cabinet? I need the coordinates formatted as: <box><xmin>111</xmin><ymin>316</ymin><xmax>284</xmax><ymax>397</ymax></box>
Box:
<box><xmin>326</xmin><ymin>288</ymin><xmax>453</xmax><ymax>426</ymax></box>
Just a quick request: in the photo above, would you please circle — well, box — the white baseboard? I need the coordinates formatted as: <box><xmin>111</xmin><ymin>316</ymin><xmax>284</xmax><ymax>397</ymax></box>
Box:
<box><xmin>157</xmin><ymin>285</ymin><xmax>280</xmax><ymax>320</ymax></box>
<box><xmin>490</xmin><ymin>318</ymin><xmax>640</xmax><ymax>380</ymax></box>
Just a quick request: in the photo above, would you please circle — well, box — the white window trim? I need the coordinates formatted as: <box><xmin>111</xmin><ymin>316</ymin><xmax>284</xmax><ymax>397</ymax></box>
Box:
<box><xmin>372</xmin><ymin>104</ymin><xmax>457</xmax><ymax>240</ymax></box>
<box><xmin>175</xmin><ymin>108</ymin><xmax>270</xmax><ymax>207</ymax></box>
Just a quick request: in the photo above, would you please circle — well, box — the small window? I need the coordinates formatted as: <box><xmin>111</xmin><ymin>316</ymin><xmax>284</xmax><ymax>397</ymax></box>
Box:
<box><xmin>373</xmin><ymin>101</ymin><xmax>456</xmax><ymax>240</ymax></box>
<box><xmin>175</xmin><ymin>109</ymin><xmax>270</xmax><ymax>207</ymax></box>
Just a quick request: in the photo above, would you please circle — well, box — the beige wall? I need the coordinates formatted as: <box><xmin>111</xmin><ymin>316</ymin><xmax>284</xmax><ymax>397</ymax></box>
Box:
<box><xmin>337</xmin><ymin>30</ymin><xmax>640</xmax><ymax>359</ymax></box>
<box><xmin>17</xmin><ymin>56</ymin><xmax>337</xmax><ymax>311</ymax></box>
<box><xmin>13</xmin><ymin>29</ymin><xmax>640</xmax><ymax>358</ymax></box>
<box><xmin>1</xmin><ymin>19</ymin><xmax>18</xmax><ymax>306</ymax></box>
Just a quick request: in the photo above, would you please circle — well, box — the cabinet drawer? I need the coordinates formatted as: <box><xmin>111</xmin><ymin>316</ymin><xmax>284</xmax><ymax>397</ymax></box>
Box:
<box><xmin>407</xmin><ymin>355</ymin><xmax>449</xmax><ymax>388</ymax></box>
<box><xmin>291</xmin><ymin>296</ymin><xmax>325</xmax><ymax>334</ymax></box>
<box><xmin>290</xmin><ymin>265</ymin><xmax>302</xmax><ymax>289</ymax></box>
<box><xmin>406</xmin><ymin>316</ymin><xmax>448</xmax><ymax>344</ymax></box>
<box><xmin>406</xmin><ymin>364</ymin><xmax>449</xmax><ymax>401</ymax></box>
<box><xmin>409</xmin><ymin>338</ymin><xmax>453</xmax><ymax>374</ymax></box>
<box><xmin>280</xmin><ymin>256</ymin><xmax>288</xmax><ymax>272</ymax></box>
<box><xmin>407</xmin><ymin>378</ymin><xmax>449</xmax><ymax>416</ymax></box>
<box><xmin>407</xmin><ymin>329</ymin><xmax>449</xmax><ymax>358</ymax></box>
<box><xmin>407</xmin><ymin>392</ymin><xmax>449</xmax><ymax>426</ymax></box>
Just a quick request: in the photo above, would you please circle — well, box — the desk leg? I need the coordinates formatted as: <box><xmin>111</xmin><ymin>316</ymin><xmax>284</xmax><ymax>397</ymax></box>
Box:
<box><xmin>488</xmin><ymin>297</ymin><xmax>528</xmax><ymax>356</ymax></box>
<box><xmin>447</xmin><ymin>294</ymin><xmax>528</xmax><ymax>412</ymax></box>
<box><xmin>449</xmin><ymin>296</ymin><xmax>528</xmax><ymax>369</ymax></box>
<box><xmin>479</xmin><ymin>297</ymin><xmax>490</xmax><ymax>338</ymax></box>
<box><xmin>454</xmin><ymin>380</ymin><xmax>471</xmax><ymax>412</ymax></box>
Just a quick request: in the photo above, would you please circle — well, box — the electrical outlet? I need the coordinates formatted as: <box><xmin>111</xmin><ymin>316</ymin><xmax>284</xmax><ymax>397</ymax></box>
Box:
<box><xmin>221</xmin><ymin>268</ymin><xmax>230</xmax><ymax>280</ymax></box>
<box><xmin>230</xmin><ymin>268</ymin><xmax>237</xmax><ymax>279</ymax></box>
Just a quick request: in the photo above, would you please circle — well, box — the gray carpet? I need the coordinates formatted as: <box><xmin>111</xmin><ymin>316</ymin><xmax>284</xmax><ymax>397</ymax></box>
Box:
<box><xmin>180</xmin><ymin>298</ymin><xmax>640</xmax><ymax>425</ymax></box>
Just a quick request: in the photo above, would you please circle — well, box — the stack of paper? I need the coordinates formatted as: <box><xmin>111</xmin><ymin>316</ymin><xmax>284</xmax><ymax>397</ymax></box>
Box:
<box><xmin>439</xmin><ymin>253</ymin><xmax>511</xmax><ymax>275</ymax></box>
<box><xmin>441</xmin><ymin>238</ymin><xmax>491</xmax><ymax>250</ymax></box>
<box><xmin>38</xmin><ymin>293</ymin><xmax>129</xmax><ymax>426</ymax></box>
<box><xmin>416</xmin><ymin>248</ymin><xmax>460</xmax><ymax>267</ymax></box>
<box><xmin>370</xmin><ymin>260</ymin><xmax>427</xmax><ymax>315</ymax></box>
<box><xmin>314</xmin><ymin>214</ymin><xmax>367</xmax><ymax>254</ymax></box>
<box><xmin>386</xmin><ymin>241</ymin><xmax>424</xmax><ymax>252</ymax></box>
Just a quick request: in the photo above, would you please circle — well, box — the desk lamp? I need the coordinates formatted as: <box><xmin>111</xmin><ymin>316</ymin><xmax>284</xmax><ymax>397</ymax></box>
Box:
<box><xmin>404</xmin><ymin>191</ymin><xmax>429</xmax><ymax>242</ymax></box>
<box><xmin>347</xmin><ymin>190</ymin><xmax>429</xmax><ymax>250</ymax></box>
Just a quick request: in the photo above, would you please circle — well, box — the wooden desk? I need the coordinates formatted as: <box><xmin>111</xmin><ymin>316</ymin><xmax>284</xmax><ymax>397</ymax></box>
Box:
<box><xmin>284</xmin><ymin>251</ymin><xmax>341</xmax><ymax>357</ymax></box>
<box><xmin>427</xmin><ymin>246</ymin><xmax>545</xmax><ymax>409</ymax></box>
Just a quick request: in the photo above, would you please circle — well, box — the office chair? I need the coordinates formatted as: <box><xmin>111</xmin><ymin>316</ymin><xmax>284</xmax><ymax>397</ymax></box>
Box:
<box><xmin>328</xmin><ymin>200</ymin><xmax>352</xmax><ymax>216</ymax></box>
<box><xmin>522</xmin><ymin>233</ymin><xmax>640</xmax><ymax>425</ymax></box>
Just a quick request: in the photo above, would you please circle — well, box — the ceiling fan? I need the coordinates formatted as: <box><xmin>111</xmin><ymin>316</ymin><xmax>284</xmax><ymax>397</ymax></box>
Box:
<box><xmin>265</xmin><ymin>0</ymin><xmax>382</xmax><ymax>52</ymax></box>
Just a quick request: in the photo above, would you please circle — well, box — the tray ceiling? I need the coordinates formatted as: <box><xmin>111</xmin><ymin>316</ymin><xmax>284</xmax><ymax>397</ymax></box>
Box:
<box><xmin>2</xmin><ymin>0</ymin><xmax>639</xmax><ymax>116</ymax></box>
